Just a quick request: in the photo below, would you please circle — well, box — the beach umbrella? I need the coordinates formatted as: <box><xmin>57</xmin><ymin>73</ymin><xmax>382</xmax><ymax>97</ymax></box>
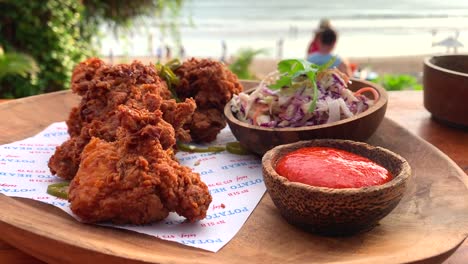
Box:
<box><xmin>432</xmin><ymin>35</ymin><xmax>464</xmax><ymax>53</ymax></box>
<box><xmin>432</xmin><ymin>36</ymin><xmax>464</xmax><ymax>48</ymax></box>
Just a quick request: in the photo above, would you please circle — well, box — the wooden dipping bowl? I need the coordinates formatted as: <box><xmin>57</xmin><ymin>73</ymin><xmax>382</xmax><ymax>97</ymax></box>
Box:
<box><xmin>423</xmin><ymin>55</ymin><xmax>468</xmax><ymax>128</ymax></box>
<box><xmin>224</xmin><ymin>79</ymin><xmax>388</xmax><ymax>155</ymax></box>
<box><xmin>262</xmin><ymin>139</ymin><xmax>411</xmax><ymax>236</ymax></box>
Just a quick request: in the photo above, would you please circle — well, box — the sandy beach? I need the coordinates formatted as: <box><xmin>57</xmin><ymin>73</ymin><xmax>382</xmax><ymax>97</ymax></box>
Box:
<box><xmin>97</xmin><ymin>0</ymin><xmax>467</xmax><ymax>83</ymax></box>
<box><xmin>106</xmin><ymin>54</ymin><xmax>429</xmax><ymax>81</ymax></box>
<box><xmin>250</xmin><ymin>55</ymin><xmax>428</xmax><ymax>79</ymax></box>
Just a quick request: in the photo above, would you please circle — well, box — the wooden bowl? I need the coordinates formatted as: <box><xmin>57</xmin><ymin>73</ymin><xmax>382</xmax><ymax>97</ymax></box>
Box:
<box><xmin>423</xmin><ymin>55</ymin><xmax>468</xmax><ymax>128</ymax></box>
<box><xmin>262</xmin><ymin>139</ymin><xmax>411</xmax><ymax>236</ymax></box>
<box><xmin>225</xmin><ymin>79</ymin><xmax>388</xmax><ymax>155</ymax></box>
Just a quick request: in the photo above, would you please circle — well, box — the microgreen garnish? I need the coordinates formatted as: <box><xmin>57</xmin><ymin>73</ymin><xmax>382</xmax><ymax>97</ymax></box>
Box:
<box><xmin>318</xmin><ymin>56</ymin><xmax>336</xmax><ymax>72</ymax></box>
<box><xmin>268</xmin><ymin>58</ymin><xmax>336</xmax><ymax>113</ymax></box>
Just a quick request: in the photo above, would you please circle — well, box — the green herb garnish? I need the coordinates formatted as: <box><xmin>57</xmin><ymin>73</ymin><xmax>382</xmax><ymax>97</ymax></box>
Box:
<box><xmin>165</xmin><ymin>59</ymin><xmax>182</xmax><ymax>71</ymax></box>
<box><xmin>47</xmin><ymin>182</ymin><xmax>69</xmax><ymax>199</ymax></box>
<box><xmin>318</xmin><ymin>56</ymin><xmax>336</xmax><ymax>72</ymax></box>
<box><xmin>177</xmin><ymin>141</ymin><xmax>253</xmax><ymax>155</ymax></box>
<box><xmin>177</xmin><ymin>142</ymin><xmax>226</xmax><ymax>153</ymax></box>
<box><xmin>156</xmin><ymin>59</ymin><xmax>181</xmax><ymax>102</ymax></box>
<box><xmin>268</xmin><ymin>58</ymin><xmax>335</xmax><ymax>113</ymax></box>
<box><xmin>226</xmin><ymin>141</ymin><xmax>251</xmax><ymax>155</ymax></box>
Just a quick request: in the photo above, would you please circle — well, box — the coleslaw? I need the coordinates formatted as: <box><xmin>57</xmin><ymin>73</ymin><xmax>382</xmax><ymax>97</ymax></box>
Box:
<box><xmin>231</xmin><ymin>59</ymin><xmax>377</xmax><ymax>128</ymax></box>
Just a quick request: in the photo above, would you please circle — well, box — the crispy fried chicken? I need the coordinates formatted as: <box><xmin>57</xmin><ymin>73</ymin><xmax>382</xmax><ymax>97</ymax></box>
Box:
<box><xmin>47</xmin><ymin>57</ymin><xmax>257</xmax><ymax>224</ymax></box>
<box><xmin>48</xmin><ymin>58</ymin><xmax>195</xmax><ymax>180</ymax></box>
<box><xmin>69</xmin><ymin>106</ymin><xmax>211</xmax><ymax>224</ymax></box>
<box><xmin>173</xmin><ymin>58</ymin><xmax>243</xmax><ymax>142</ymax></box>
<box><xmin>48</xmin><ymin>58</ymin><xmax>211</xmax><ymax>224</ymax></box>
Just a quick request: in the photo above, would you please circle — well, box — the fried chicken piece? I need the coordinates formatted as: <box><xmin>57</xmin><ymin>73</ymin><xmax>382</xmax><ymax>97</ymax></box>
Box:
<box><xmin>69</xmin><ymin>106</ymin><xmax>211</xmax><ymax>224</ymax></box>
<box><xmin>173</xmin><ymin>58</ymin><xmax>243</xmax><ymax>142</ymax></box>
<box><xmin>188</xmin><ymin>109</ymin><xmax>227</xmax><ymax>143</ymax></box>
<box><xmin>160</xmin><ymin>99</ymin><xmax>195</xmax><ymax>143</ymax></box>
<box><xmin>66</xmin><ymin>58</ymin><xmax>160</xmax><ymax>137</ymax></box>
<box><xmin>49</xmin><ymin>58</ymin><xmax>195</xmax><ymax>180</ymax></box>
<box><xmin>67</xmin><ymin>58</ymin><xmax>190</xmax><ymax>138</ymax></box>
<box><xmin>49</xmin><ymin>58</ymin><xmax>211</xmax><ymax>224</ymax></box>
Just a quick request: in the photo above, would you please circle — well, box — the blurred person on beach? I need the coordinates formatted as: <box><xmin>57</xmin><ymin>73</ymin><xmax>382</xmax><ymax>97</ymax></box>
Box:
<box><xmin>165</xmin><ymin>45</ymin><xmax>172</xmax><ymax>60</ymax></box>
<box><xmin>220</xmin><ymin>40</ymin><xmax>227</xmax><ymax>62</ymax></box>
<box><xmin>179</xmin><ymin>45</ymin><xmax>186</xmax><ymax>59</ymax></box>
<box><xmin>307</xmin><ymin>28</ymin><xmax>352</xmax><ymax>76</ymax></box>
<box><xmin>307</xmin><ymin>19</ymin><xmax>332</xmax><ymax>56</ymax></box>
<box><xmin>289</xmin><ymin>25</ymin><xmax>298</xmax><ymax>39</ymax></box>
<box><xmin>156</xmin><ymin>46</ymin><xmax>162</xmax><ymax>61</ymax></box>
<box><xmin>108</xmin><ymin>48</ymin><xmax>114</xmax><ymax>64</ymax></box>
<box><xmin>277</xmin><ymin>38</ymin><xmax>284</xmax><ymax>59</ymax></box>
<box><xmin>148</xmin><ymin>34</ymin><xmax>154</xmax><ymax>56</ymax></box>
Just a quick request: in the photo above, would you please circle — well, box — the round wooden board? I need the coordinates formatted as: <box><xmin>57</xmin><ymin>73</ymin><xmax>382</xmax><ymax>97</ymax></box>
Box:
<box><xmin>1</xmin><ymin>89</ymin><xmax>468</xmax><ymax>264</ymax></box>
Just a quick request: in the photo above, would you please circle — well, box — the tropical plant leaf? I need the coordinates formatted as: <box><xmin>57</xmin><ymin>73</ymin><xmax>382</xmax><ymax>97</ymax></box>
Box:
<box><xmin>376</xmin><ymin>74</ymin><xmax>423</xmax><ymax>91</ymax></box>
<box><xmin>0</xmin><ymin>51</ymin><xmax>38</xmax><ymax>80</ymax></box>
<box><xmin>228</xmin><ymin>48</ymin><xmax>267</xmax><ymax>80</ymax></box>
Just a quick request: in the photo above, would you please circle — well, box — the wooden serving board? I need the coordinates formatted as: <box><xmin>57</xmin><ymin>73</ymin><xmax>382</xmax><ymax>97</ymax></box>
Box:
<box><xmin>1</xmin><ymin>90</ymin><xmax>468</xmax><ymax>264</ymax></box>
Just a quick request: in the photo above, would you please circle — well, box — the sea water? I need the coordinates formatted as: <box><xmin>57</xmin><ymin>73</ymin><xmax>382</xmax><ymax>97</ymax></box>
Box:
<box><xmin>98</xmin><ymin>0</ymin><xmax>468</xmax><ymax>59</ymax></box>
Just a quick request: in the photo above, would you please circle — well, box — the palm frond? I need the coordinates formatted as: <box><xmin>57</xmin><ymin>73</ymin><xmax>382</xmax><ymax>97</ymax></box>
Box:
<box><xmin>0</xmin><ymin>51</ymin><xmax>39</xmax><ymax>80</ymax></box>
<box><xmin>229</xmin><ymin>48</ymin><xmax>268</xmax><ymax>80</ymax></box>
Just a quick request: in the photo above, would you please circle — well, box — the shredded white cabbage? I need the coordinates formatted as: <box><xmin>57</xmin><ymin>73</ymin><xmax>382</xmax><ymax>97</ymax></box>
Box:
<box><xmin>231</xmin><ymin>68</ymin><xmax>374</xmax><ymax>128</ymax></box>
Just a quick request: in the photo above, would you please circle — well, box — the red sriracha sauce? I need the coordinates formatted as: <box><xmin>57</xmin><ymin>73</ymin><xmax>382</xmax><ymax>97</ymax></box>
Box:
<box><xmin>276</xmin><ymin>147</ymin><xmax>392</xmax><ymax>188</ymax></box>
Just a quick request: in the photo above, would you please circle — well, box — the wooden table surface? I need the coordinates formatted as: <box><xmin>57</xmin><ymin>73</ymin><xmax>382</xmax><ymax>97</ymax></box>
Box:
<box><xmin>0</xmin><ymin>90</ymin><xmax>467</xmax><ymax>264</ymax></box>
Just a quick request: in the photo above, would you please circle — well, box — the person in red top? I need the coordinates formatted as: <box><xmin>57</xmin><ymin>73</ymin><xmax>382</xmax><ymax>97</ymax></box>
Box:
<box><xmin>307</xmin><ymin>19</ymin><xmax>332</xmax><ymax>56</ymax></box>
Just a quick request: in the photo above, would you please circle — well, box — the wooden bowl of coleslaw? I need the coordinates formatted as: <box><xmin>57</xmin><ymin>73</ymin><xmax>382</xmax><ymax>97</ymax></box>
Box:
<box><xmin>225</xmin><ymin>79</ymin><xmax>388</xmax><ymax>155</ymax></box>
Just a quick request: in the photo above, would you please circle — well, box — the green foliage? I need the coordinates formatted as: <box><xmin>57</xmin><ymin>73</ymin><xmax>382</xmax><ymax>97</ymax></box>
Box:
<box><xmin>82</xmin><ymin>0</ymin><xmax>185</xmax><ymax>49</ymax></box>
<box><xmin>159</xmin><ymin>0</ymin><xmax>185</xmax><ymax>48</ymax></box>
<box><xmin>374</xmin><ymin>74</ymin><xmax>423</xmax><ymax>91</ymax></box>
<box><xmin>0</xmin><ymin>0</ymin><xmax>185</xmax><ymax>98</ymax></box>
<box><xmin>0</xmin><ymin>47</ymin><xmax>38</xmax><ymax>81</ymax></box>
<box><xmin>83</xmin><ymin>0</ymin><xmax>183</xmax><ymax>27</ymax></box>
<box><xmin>229</xmin><ymin>48</ymin><xmax>267</xmax><ymax>80</ymax></box>
<box><xmin>0</xmin><ymin>0</ymin><xmax>94</xmax><ymax>98</ymax></box>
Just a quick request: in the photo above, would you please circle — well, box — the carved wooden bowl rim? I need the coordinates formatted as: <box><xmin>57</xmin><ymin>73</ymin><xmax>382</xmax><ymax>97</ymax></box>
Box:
<box><xmin>262</xmin><ymin>139</ymin><xmax>411</xmax><ymax>195</ymax></box>
<box><xmin>224</xmin><ymin>78</ymin><xmax>388</xmax><ymax>132</ymax></box>
<box><xmin>424</xmin><ymin>55</ymin><xmax>468</xmax><ymax>78</ymax></box>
